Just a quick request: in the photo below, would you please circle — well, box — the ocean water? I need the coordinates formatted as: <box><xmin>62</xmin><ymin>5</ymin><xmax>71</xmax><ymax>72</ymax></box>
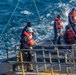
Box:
<box><xmin>0</xmin><ymin>0</ymin><xmax>76</xmax><ymax>59</ymax></box>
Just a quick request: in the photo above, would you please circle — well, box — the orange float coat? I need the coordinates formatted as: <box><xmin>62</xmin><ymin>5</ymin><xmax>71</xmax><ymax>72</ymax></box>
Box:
<box><xmin>23</xmin><ymin>31</ymin><xmax>35</xmax><ymax>46</ymax></box>
<box><xmin>70</xmin><ymin>11</ymin><xmax>76</xmax><ymax>23</ymax></box>
<box><xmin>54</xmin><ymin>18</ymin><xmax>63</xmax><ymax>29</ymax></box>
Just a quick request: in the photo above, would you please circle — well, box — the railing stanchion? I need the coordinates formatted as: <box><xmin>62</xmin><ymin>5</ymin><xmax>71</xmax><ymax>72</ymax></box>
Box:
<box><xmin>57</xmin><ymin>49</ymin><xmax>61</xmax><ymax>75</ymax></box>
<box><xmin>65</xmin><ymin>52</ymin><xmax>69</xmax><ymax>75</ymax></box>
<box><xmin>20</xmin><ymin>50</ymin><xmax>25</xmax><ymax>75</ymax></box>
<box><xmin>35</xmin><ymin>51</ymin><xmax>39</xmax><ymax>75</ymax></box>
<box><xmin>72</xmin><ymin>45</ymin><xmax>75</xmax><ymax>74</ymax></box>
<box><xmin>42</xmin><ymin>46</ymin><xmax>46</xmax><ymax>70</ymax></box>
<box><xmin>49</xmin><ymin>51</ymin><xmax>54</xmax><ymax>75</ymax></box>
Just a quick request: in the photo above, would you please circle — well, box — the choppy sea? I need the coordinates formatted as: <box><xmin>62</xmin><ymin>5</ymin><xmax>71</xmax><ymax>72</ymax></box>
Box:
<box><xmin>0</xmin><ymin>0</ymin><xmax>76</xmax><ymax>60</ymax></box>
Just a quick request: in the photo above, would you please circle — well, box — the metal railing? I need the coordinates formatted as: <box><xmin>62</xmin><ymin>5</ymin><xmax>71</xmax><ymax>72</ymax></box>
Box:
<box><xmin>1</xmin><ymin>43</ymin><xmax>76</xmax><ymax>75</ymax></box>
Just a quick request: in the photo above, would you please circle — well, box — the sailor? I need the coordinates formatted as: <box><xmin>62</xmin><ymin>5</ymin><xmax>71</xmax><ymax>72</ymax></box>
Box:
<box><xmin>13</xmin><ymin>27</ymin><xmax>35</xmax><ymax>72</ymax></box>
<box><xmin>63</xmin><ymin>25</ymin><xmax>75</xmax><ymax>44</ymax></box>
<box><xmin>21</xmin><ymin>27</ymin><xmax>36</xmax><ymax>71</ymax></box>
<box><xmin>68</xmin><ymin>8</ymin><xmax>76</xmax><ymax>31</ymax></box>
<box><xmin>53</xmin><ymin>14</ymin><xmax>63</xmax><ymax>45</ymax></box>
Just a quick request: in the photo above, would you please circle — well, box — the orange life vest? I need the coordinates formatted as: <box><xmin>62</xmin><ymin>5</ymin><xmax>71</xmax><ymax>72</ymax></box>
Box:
<box><xmin>23</xmin><ymin>31</ymin><xmax>35</xmax><ymax>46</ymax></box>
<box><xmin>55</xmin><ymin>18</ymin><xmax>63</xmax><ymax>29</ymax></box>
<box><xmin>70</xmin><ymin>11</ymin><xmax>76</xmax><ymax>23</ymax></box>
<box><xmin>66</xmin><ymin>30</ymin><xmax>75</xmax><ymax>43</ymax></box>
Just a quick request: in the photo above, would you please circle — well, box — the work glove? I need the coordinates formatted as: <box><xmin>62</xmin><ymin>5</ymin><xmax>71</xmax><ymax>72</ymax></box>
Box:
<box><xmin>58</xmin><ymin>33</ymin><xmax>60</xmax><ymax>36</ymax></box>
<box><xmin>30</xmin><ymin>47</ymin><xmax>33</xmax><ymax>49</ymax></box>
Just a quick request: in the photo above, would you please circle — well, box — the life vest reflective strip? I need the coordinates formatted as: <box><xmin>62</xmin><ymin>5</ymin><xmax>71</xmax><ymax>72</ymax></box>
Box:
<box><xmin>70</xmin><ymin>11</ymin><xmax>76</xmax><ymax>23</ymax></box>
<box><xmin>66</xmin><ymin>30</ymin><xmax>75</xmax><ymax>42</ymax></box>
<box><xmin>55</xmin><ymin>18</ymin><xmax>63</xmax><ymax>29</ymax></box>
<box><xmin>23</xmin><ymin>31</ymin><xmax>35</xmax><ymax>46</ymax></box>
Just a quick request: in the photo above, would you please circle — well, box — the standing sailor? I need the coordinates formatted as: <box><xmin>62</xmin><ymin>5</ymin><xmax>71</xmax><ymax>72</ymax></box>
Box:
<box><xmin>13</xmin><ymin>27</ymin><xmax>35</xmax><ymax>72</ymax></box>
<box><xmin>68</xmin><ymin>8</ymin><xmax>76</xmax><ymax>31</ymax></box>
<box><xmin>20</xmin><ymin>27</ymin><xmax>35</xmax><ymax>71</ymax></box>
<box><xmin>53</xmin><ymin>14</ymin><xmax>63</xmax><ymax>45</ymax></box>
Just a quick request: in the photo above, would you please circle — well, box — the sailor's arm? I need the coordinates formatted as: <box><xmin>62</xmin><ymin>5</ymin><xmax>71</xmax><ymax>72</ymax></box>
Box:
<box><xmin>70</xmin><ymin>14</ymin><xmax>74</xmax><ymax>23</ymax></box>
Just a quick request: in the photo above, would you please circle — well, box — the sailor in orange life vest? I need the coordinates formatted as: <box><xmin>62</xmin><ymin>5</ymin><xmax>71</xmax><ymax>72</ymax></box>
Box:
<box><xmin>13</xmin><ymin>27</ymin><xmax>36</xmax><ymax>72</ymax></box>
<box><xmin>20</xmin><ymin>27</ymin><xmax>36</xmax><ymax>71</ymax></box>
<box><xmin>68</xmin><ymin>8</ymin><xmax>76</xmax><ymax>31</ymax></box>
<box><xmin>63</xmin><ymin>25</ymin><xmax>75</xmax><ymax>45</ymax></box>
<box><xmin>53</xmin><ymin>14</ymin><xmax>63</xmax><ymax>44</ymax></box>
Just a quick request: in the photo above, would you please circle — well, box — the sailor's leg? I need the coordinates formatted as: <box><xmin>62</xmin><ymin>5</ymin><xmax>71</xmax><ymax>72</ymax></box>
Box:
<box><xmin>13</xmin><ymin>63</ymin><xmax>20</xmax><ymax>71</ymax></box>
<box><xmin>54</xmin><ymin>35</ymin><xmax>57</xmax><ymax>44</ymax></box>
<box><xmin>57</xmin><ymin>36</ymin><xmax>61</xmax><ymax>44</ymax></box>
<box><xmin>27</xmin><ymin>52</ymin><xmax>33</xmax><ymax>72</ymax></box>
<box><xmin>13</xmin><ymin>64</ymin><xmax>16</xmax><ymax>71</ymax></box>
<box><xmin>53</xmin><ymin>35</ymin><xmax>59</xmax><ymax>50</ymax></box>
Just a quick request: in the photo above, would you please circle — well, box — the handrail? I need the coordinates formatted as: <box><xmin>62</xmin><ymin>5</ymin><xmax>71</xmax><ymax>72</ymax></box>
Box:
<box><xmin>6</xmin><ymin>47</ymin><xmax>76</xmax><ymax>75</ymax></box>
<box><xmin>1</xmin><ymin>43</ymin><xmax>76</xmax><ymax>61</ymax></box>
<box><xmin>7</xmin><ymin>61</ymin><xmax>76</xmax><ymax>65</ymax></box>
<box><xmin>0</xmin><ymin>44</ymin><xmax>76</xmax><ymax>75</ymax></box>
<box><xmin>15</xmin><ymin>43</ymin><xmax>76</xmax><ymax>47</ymax></box>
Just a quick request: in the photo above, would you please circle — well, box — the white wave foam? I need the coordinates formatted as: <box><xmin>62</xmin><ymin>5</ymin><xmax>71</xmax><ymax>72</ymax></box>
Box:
<box><xmin>47</xmin><ymin>13</ymin><xmax>50</xmax><ymax>17</ymax></box>
<box><xmin>70</xmin><ymin>0</ymin><xmax>76</xmax><ymax>3</ymax></box>
<box><xmin>21</xmin><ymin>10</ymin><xmax>32</xmax><ymax>15</ymax></box>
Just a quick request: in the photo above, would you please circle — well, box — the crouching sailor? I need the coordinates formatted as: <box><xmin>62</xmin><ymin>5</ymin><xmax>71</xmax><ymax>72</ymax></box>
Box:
<box><xmin>63</xmin><ymin>25</ymin><xmax>75</xmax><ymax>44</ymax></box>
<box><xmin>63</xmin><ymin>25</ymin><xmax>75</xmax><ymax>49</ymax></box>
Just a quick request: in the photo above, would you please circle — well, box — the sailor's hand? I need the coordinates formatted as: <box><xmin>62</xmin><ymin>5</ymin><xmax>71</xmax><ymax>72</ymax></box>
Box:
<box><xmin>30</xmin><ymin>47</ymin><xmax>33</xmax><ymax>49</ymax></box>
<box><xmin>60</xmin><ymin>30</ymin><xmax>62</xmax><ymax>34</ymax></box>
<box><xmin>75</xmin><ymin>23</ymin><xmax>76</xmax><ymax>25</ymax></box>
<box><xmin>58</xmin><ymin>33</ymin><xmax>60</xmax><ymax>36</ymax></box>
<box><xmin>33</xmin><ymin>42</ymin><xmax>37</xmax><ymax>45</ymax></box>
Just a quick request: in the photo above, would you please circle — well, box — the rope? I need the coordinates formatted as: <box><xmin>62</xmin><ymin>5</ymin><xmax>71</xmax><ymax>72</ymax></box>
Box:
<box><xmin>0</xmin><ymin>0</ymin><xmax>21</xmax><ymax>40</ymax></box>
<box><xmin>33</xmin><ymin>0</ymin><xmax>41</xmax><ymax>21</ymax></box>
<box><xmin>33</xmin><ymin>0</ymin><xmax>54</xmax><ymax>44</ymax></box>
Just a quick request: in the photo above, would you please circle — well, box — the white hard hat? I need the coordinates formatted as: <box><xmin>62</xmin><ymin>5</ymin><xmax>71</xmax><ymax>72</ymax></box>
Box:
<box><xmin>26</xmin><ymin>27</ymin><xmax>33</xmax><ymax>32</ymax></box>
